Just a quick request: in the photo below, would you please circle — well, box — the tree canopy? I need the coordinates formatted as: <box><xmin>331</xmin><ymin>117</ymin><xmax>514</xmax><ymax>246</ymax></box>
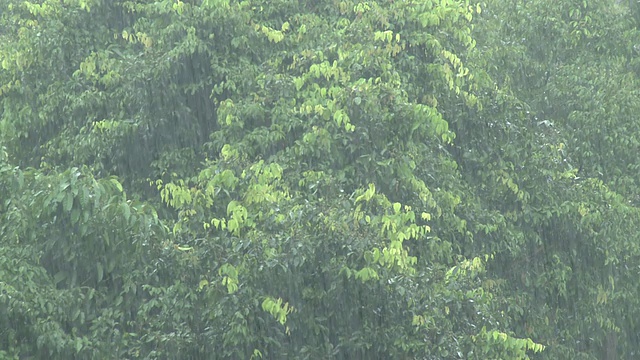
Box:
<box><xmin>1</xmin><ymin>0</ymin><xmax>640</xmax><ymax>359</ymax></box>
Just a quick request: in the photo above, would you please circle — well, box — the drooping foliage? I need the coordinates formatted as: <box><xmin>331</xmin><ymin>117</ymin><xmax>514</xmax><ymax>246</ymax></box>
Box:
<box><xmin>466</xmin><ymin>0</ymin><xmax>640</xmax><ymax>359</ymax></box>
<box><xmin>1</xmin><ymin>0</ymin><xmax>639</xmax><ymax>359</ymax></box>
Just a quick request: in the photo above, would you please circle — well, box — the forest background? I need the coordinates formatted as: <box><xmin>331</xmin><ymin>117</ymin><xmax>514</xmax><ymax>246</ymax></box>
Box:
<box><xmin>2</xmin><ymin>0</ymin><xmax>640</xmax><ymax>359</ymax></box>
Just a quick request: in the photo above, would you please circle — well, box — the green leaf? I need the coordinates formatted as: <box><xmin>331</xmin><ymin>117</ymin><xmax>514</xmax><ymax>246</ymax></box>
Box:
<box><xmin>110</xmin><ymin>178</ymin><xmax>123</xmax><ymax>192</ymax></box>
<box><xmin>392</xmin><ymin>202</ymin><xmax>401</xmax><ymax>213</ymax></box>
<box><xmin>97</xmin><ymin>262</ymin><xmax>104</xmax><ymax>282</ymax></box>
<box><xmin>63</xmin><ymin>192</ymin><xmax>73</xmax><ymax>212</ymax></box>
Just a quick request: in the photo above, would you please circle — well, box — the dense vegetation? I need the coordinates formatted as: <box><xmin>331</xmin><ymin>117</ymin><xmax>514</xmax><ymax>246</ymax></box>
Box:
<box><xmin>1</xmin><ymin>0</ymin><xmax>639</xmax><ymax>359</ymax></box>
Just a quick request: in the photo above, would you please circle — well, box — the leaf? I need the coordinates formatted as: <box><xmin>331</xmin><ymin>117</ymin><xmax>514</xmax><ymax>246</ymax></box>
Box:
<box><xmin>110</xmin><ymin>178</ymin><xmax>123</xmax><ymax>192</ymax></box>
<box><xmin>393</xmin><ymin>202</ymin><xmax>401</xmax><ymax>213</ymax></box>
<box><xmin>63</xmin><ymin>192</ymin><xmax>73</xmax><ymax>212</ymax></box>
<box><xmin>121</xmin><ymin>202</ymin><xmax>131</xmax><ymax>222</ymax></box>
<box><xmin>53</xmin><ymin>271</ymin><xmax>68</xmax><ymax>285</ymax></box>
<box><xmin>71</xmin><ymin>208</ymin><xmax>80</xmax><ymax>225</ymax></box>
<box><xmin>97</xmin><ymin>262</ymin><xmax>104</xmax><ymax>282</ymax></box>
<box><xmin>198</xmin><ymin>279</ymin><xmax>209</xmax><ymax>290</ymax></box>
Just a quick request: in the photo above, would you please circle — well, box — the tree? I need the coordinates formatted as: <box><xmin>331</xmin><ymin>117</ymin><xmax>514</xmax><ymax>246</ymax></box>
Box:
<box><xmin>6</xmin><ymin>0</ymin><xmax>640</xmax><ymax>359</ymax></box>
<box><xmin>467</xmin><ymin>0</ymin><xmax>640</xmax><ymax>358</ymax></box>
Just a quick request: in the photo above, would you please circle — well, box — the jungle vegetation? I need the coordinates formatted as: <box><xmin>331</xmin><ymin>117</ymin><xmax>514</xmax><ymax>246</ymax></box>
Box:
<box><xmin>2</xmin><ymin>0</ymin><xmax>640</xmax><ymax>359</ymax></box>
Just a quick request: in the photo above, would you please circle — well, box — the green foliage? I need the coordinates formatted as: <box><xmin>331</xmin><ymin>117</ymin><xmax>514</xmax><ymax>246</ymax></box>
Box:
<box><xmin>0</xmin><ymin>157</ymin><xmax>167</xmax><ymax>358</ymax></box>
<box><xmin>3</xmin><ymin>0</ymin><xmax>640</xmax><ymax>359</ymax></box>
<box><xmin>464</xmin><ymin>0</ymin><xmax>640</xmax><ymax>358</ymax></box>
